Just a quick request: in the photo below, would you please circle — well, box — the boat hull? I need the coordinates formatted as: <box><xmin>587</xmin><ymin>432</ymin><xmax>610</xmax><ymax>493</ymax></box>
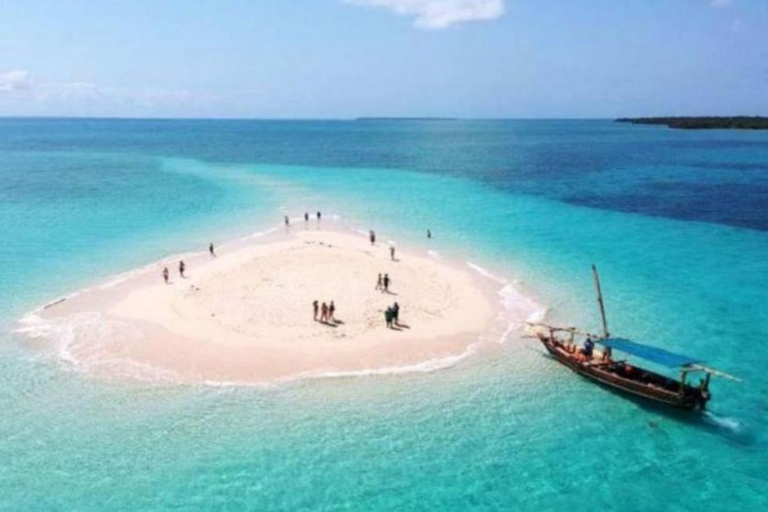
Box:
<box><xmin>538</xmin><ymin>336</ymin><xmax>704</xmax><ymax>410</ymax></box>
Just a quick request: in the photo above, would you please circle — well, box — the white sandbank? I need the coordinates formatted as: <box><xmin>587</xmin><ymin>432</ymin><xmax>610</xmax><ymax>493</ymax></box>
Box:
<box><xmin>21</xmin><ymin>224</ymin><xmax>541</xmax><ymax>384</ymax></box>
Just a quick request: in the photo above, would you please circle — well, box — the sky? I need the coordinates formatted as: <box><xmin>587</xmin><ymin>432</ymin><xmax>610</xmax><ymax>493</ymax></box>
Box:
<box><xmin>0</xmin><ymin>0</ymin><xmax>766</xmax><ymax>119</ymax></box>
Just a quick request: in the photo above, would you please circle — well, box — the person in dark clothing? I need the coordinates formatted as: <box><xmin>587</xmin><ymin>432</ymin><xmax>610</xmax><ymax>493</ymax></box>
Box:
<box><xmin>392</xmin><ymin>302</ymin><xmax>400</xmax><ymax>325</ymax></box>
<box><xmin>321</xmin><ymin>302</ymin><xmax>328</xmax><ymax>323</ymax></box>
<box><xmin>317</xmin><ymin>211</ymin><xmax>321</xmax><ymax>220</ymax></box>
<box><xmin>313</xmin><ymin>300</ymin><xmax>319</xmax><ymax>321</ymax></box>
<box><xmin>179</xmin><ymin>260</ymin><xmax>186</xmax><ymax>278</ymax></box>
<box><xmin>209</xmin><ymin>243</ymin><xmax>216</xmax><ymax>257</ymax></box>
<box><xmin>328</xmin><ymin>301</ymin><xmax>336</xmax><ymax>322</ymax></box>
<box><xmin>304</xmin><ymin>212</ymin><xmax>309</xmax><ymax>222</ymax></box>
<box><xmin>369</xmin><ymin>230</ymin><xmax>376</xmax><ymax>246</ymax></box>
<box><xmin>284</xmin><ymin>215</ymin><xmax>290</xmax><ymax>227</ymax></box>
<box><xmin>427</xmin><ymin>229</ymin><xmax>432</xmax><ymax>239</ymax></box>
<box><xmin>385</xmin><ymin>308</ymin><xmax>393</xmax><ymax>328</ymax></box>
<box><xmin>383</xmin><ymin>274</ymin><xmax>390</xmax><ymax>292</ymax></box>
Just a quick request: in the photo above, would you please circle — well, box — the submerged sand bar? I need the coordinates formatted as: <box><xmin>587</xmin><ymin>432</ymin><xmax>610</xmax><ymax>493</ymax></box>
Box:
<box><xmin>36</xmin><ymin>227</ymin><xmax>504</xmax><ymax>383</ymax></box>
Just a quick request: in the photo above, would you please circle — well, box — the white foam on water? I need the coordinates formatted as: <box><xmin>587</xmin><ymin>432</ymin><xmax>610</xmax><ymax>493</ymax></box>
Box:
<box><xmin>466</xmin><ymin>261</ymin><xmax>508</xmax><ymax>285</ymax></box>
<box><xmin>427</xmin><ymin>250</ymin><xmax>441</xmax><ymax>260</ymax></box>
<box><xmin>200</xmin><ymin>341</ymin><xmax>484</xmax><ymax>389</ymax></box>
<box><xmin>703</xmin><ymin>411</ymin><xmax>744</xmax><ymax>434</ymax></box>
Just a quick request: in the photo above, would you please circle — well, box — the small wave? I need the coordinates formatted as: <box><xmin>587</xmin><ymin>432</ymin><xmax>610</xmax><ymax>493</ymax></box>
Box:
<box><xmin>427</xmin><ymin>250</ymin><xmax>441</xmax><ymax>260</ymax></box>
<box><xmin>202</xmin><ymin>342</ymin><xmax>483</xmax><ymax>388</ymax></box>
<box><xmin>466</xmin><ymin>261</ymin><xmax>508</xmax><ymax>285</ymax></box>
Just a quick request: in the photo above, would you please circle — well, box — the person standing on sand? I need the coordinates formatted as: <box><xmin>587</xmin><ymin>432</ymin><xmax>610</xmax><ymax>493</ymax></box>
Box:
<box><xmin>313</xmin><ymin>300</ymin><xmax>319</xmax><ymax>321</ymax></box>
<box><xmin>209</xmin><ymin>243</ymin><xmax>215</xmax><ymax>257</ymax></box>
<box><xmin>369</xmin><ymin>230</ymin><xmax>376</xmax><ymax>246</ymax></box>
<box><xmin>385</xmin><ymin>307</ymin><xmax>393</xmax><ymax>329</ymax></box>
<box><xmin>392</xmin><ymin>302</ymin><xmax>400</xmax><ymax>325</ymax></box>
<box><xmin>179</xmin><ymin>260</ymin><xmax>186</xmax><ymax>278</ymax></box>
<box><xmin>321</xmin><ymin>302</ymin><xmax>328</xmax><ymax>323</ymax></box>
<box><xmin>375</xmin><ymin>273</ymin><xmax>383</xmax><ymax>290</ymax></box>
<box><xmin>329</xmin><ymin>301</ymin><xmax>336</xmax><ymax>322</ymax></box>
<box><xmin>390</xmin><ymin>246</ymin><xmax>395</xmax><ymax>260</ymax></box>
<box><xmin>284</xmin><ymin>215</ymin><xmax>290</xmax><ymax>227</ymax></box>
<box><xmin>317</xmin><ymin>211</ymin><xmax>321</xmax><ymax>221</ymax></box>
<box><xmin>304</xmin><ymin>212</ymin><xmax>309</xmax><ymax>222</ymax></box>
<box><xmin>162</xmin><ymin>267</ymin><xmax>169</xmax><ymax>284</ymax></box>
<box><xmin>383</xmin><ymin>273</ymin><xmax>390</xmax><ymax>292</ymax></box>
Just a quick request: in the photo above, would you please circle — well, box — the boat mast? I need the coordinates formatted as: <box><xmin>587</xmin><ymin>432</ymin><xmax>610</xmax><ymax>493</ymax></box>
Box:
<box><xmin>592</xmin><ymin>265</ymin><xmax>609</xmax><ymax>338</ymax></box>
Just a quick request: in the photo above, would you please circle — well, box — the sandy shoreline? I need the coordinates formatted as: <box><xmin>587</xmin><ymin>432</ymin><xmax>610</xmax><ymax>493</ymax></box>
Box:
<box><xmin>20</xmin><ymin>222</ymin><xmax>539</xmax><ymax>384</ymax></box>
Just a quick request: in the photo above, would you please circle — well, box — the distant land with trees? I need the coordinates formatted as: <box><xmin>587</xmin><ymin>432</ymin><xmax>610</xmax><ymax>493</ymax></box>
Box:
<box><xmin>616</xmin><ymin>116</ymin><xmax>768</xmax><ymax>130</ymax></box>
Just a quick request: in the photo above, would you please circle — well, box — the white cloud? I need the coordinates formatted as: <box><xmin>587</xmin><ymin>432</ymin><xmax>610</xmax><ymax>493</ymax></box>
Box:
<box><xmin>346</xmin><ymin>0</ymin><xmax>504</xmax><ymax>29</ymax></box>
<box><xmin>710</xmin><ymin>0</ymin><xmax>733</xmax><ymax>8</ymax></box>
<box><xmin>0</xmin><ymin>70</ymin><xmax>32</xmax><ymax>94</ymax></box>
<box><xmin>0</xmin><ymin>70</ymin><xmax>210</xmax><ymax>114</ymax></box>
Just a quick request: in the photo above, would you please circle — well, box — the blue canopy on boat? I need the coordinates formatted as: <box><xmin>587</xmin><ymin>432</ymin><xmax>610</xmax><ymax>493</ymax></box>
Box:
<box><xmin>597</xmin><ymin>337</ymin><xmax>701</xmax><ymax>368</ymax></box>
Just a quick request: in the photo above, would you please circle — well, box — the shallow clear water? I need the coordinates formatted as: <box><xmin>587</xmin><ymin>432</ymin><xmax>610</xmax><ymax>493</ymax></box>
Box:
<box><xmin>0</xmin><ymin>119</ymin><xmax>766</xmax><ymax>511</ymax></box>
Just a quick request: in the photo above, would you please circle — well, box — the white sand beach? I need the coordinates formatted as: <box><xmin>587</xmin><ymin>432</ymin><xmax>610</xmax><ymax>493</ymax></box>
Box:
<box><xmin>33</xmin><ymin>226</ymin><xmax>511</xmax><ymax>383</ymax></box>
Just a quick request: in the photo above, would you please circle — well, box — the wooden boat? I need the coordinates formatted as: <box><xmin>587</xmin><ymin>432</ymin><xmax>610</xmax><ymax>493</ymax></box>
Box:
<box><xmin>529</xmin><ymin>266</ymin><xmax>738</xmax><ymax>410</ymax></box>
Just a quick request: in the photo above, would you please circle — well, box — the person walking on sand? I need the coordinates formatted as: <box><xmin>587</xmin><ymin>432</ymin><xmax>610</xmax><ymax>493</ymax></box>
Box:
<box><xmin>383</xmin><ymin>273</ymin><xmax>390</xmax><ymax>293</ymax></box>
<box><xmin>209</xmin><ymin>243</ymin><xmax>215</xmax><ymax>257</ymax></box>
<box><xmin>162</xmin><ymin>267</ymin><xmax>169</xmax><ymax>284</ymax></box>
<box><xmin>375</xmin><ymin>273</ymin><xmax>383</xmax><ymax>291</ymax></box>
<box><xmin>313</xmin><ymin>300</ymin><xmax>319</xmax><ymax>321</ymax></box>
<box><xmin>329</xmin><ymin>301</ymin><xmax>336</xmax><ymax>322</ymax></box>
<box><xmin>179</xmin><ymin>260</ymin><xmax>186</xmax><ymax>278</ymax></box>
<box><xmin>390</xmin><ymin>246</ymin><xmax>395</xmax><ymax>261</ymax></box>
<box><xmin>392</xmin><ymin>302</ymin><xmax>400</xmax><ymax>325</ymax></box>
<box><xmin>321</xmin><ymin>302</ymin><xmax>328</xmax><ymax>323</ymax></box>
<box><xmin>369</xmin><ymin>230</ymin><xmax>376</xmax><ymax>246</ymax></box>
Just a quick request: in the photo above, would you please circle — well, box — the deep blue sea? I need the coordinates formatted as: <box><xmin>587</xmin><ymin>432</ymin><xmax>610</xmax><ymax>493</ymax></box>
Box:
<box><xmin>0</xmin><ymin>119</ymin><xmax>766</xmax><ymax>511</ymax></box>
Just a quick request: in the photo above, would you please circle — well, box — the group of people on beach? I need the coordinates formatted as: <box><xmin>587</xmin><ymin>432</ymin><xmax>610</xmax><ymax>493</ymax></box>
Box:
<box><xmin>369</xmin><ymin>230</ymin><xmax>397</xmax><ymax>260</ymax></box>
<box><xmin>285</xmin><ymin>211</ymin><xmax>322</xmax><ymax>227</ymax></box>
<box><xmin>385</xmin><ymin>302</ymin><xmax>400</xmax><ymax>329</ymax></box>
<box><xmin>161</xmin><ymin>241</ymin><xmax>219</xmax><ymax>284</ymax></box>
<box><xmin>375</xmin><ymin>273</ymin><xmax>391</xmax><ymax>293</ymax></box>
<box><xmin>313</xmin><ymin>300</ymin><xmax>336</xmax><ymax>324</ymax></box>
<box><xmin>162</xmin><ymin>260</ymin><xmax>186</xmax><ymax>284</ymax></box>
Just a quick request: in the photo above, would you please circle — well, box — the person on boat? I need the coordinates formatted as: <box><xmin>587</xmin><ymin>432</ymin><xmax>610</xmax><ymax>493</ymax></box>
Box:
<box><xmin>209</xmin><ymin>243</ymin><xmax>216</xmax><ymax>257</ymax></box>
<box><xmin>162</xmin><ymin>267</ymin><xmax>169</xmax><ymax>284</ymax></box>
<box><xmin>179</xmin><ymin>260</ymin><xmax>186</xmax><ymax>278</ymax></box>
<box><xmin>582</xmin><ymin>337</ymin><xmax>594</xmax><ymax>360</ymax></box>
<box><xmin>320</xmin><ymin>302</ymin><xmax>328</xmax><ymax>323</ymax></box>
<box><xmin>383</xmin><ymin>274</ymin><xmax>390</xmax><ymax>293</ymax></box>
<box><xmin>375</xmin><ymin>273</ymin><xmax>383</xmax><ymax>291</ymax></box>
<box><xmin>329</xmin><ymin>301</ymin><xmax>336</xmax><ymax>322</ymax></box>
<box><xmin>390</xmin><ymin>246</ymin><xmax>395</xmax><ymax>260</ymax></box>
<box><xmin>313</xmin><ymin>300</ymin><xmax>319</xmax><ymax>321</ymax></box>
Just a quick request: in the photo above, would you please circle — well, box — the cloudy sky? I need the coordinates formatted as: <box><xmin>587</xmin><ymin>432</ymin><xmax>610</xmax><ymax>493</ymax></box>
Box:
<box><xmin>1</xmin><ymin>0</ymin><xmax>766</xmax><ymax>118</ymax></box>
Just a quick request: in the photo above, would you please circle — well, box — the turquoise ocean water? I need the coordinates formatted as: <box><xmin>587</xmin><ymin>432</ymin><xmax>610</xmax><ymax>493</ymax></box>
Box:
<box><xmin>0</xmin><ymin>119</ymin><xmax>766</xmax><ymax>510</ymax></box>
